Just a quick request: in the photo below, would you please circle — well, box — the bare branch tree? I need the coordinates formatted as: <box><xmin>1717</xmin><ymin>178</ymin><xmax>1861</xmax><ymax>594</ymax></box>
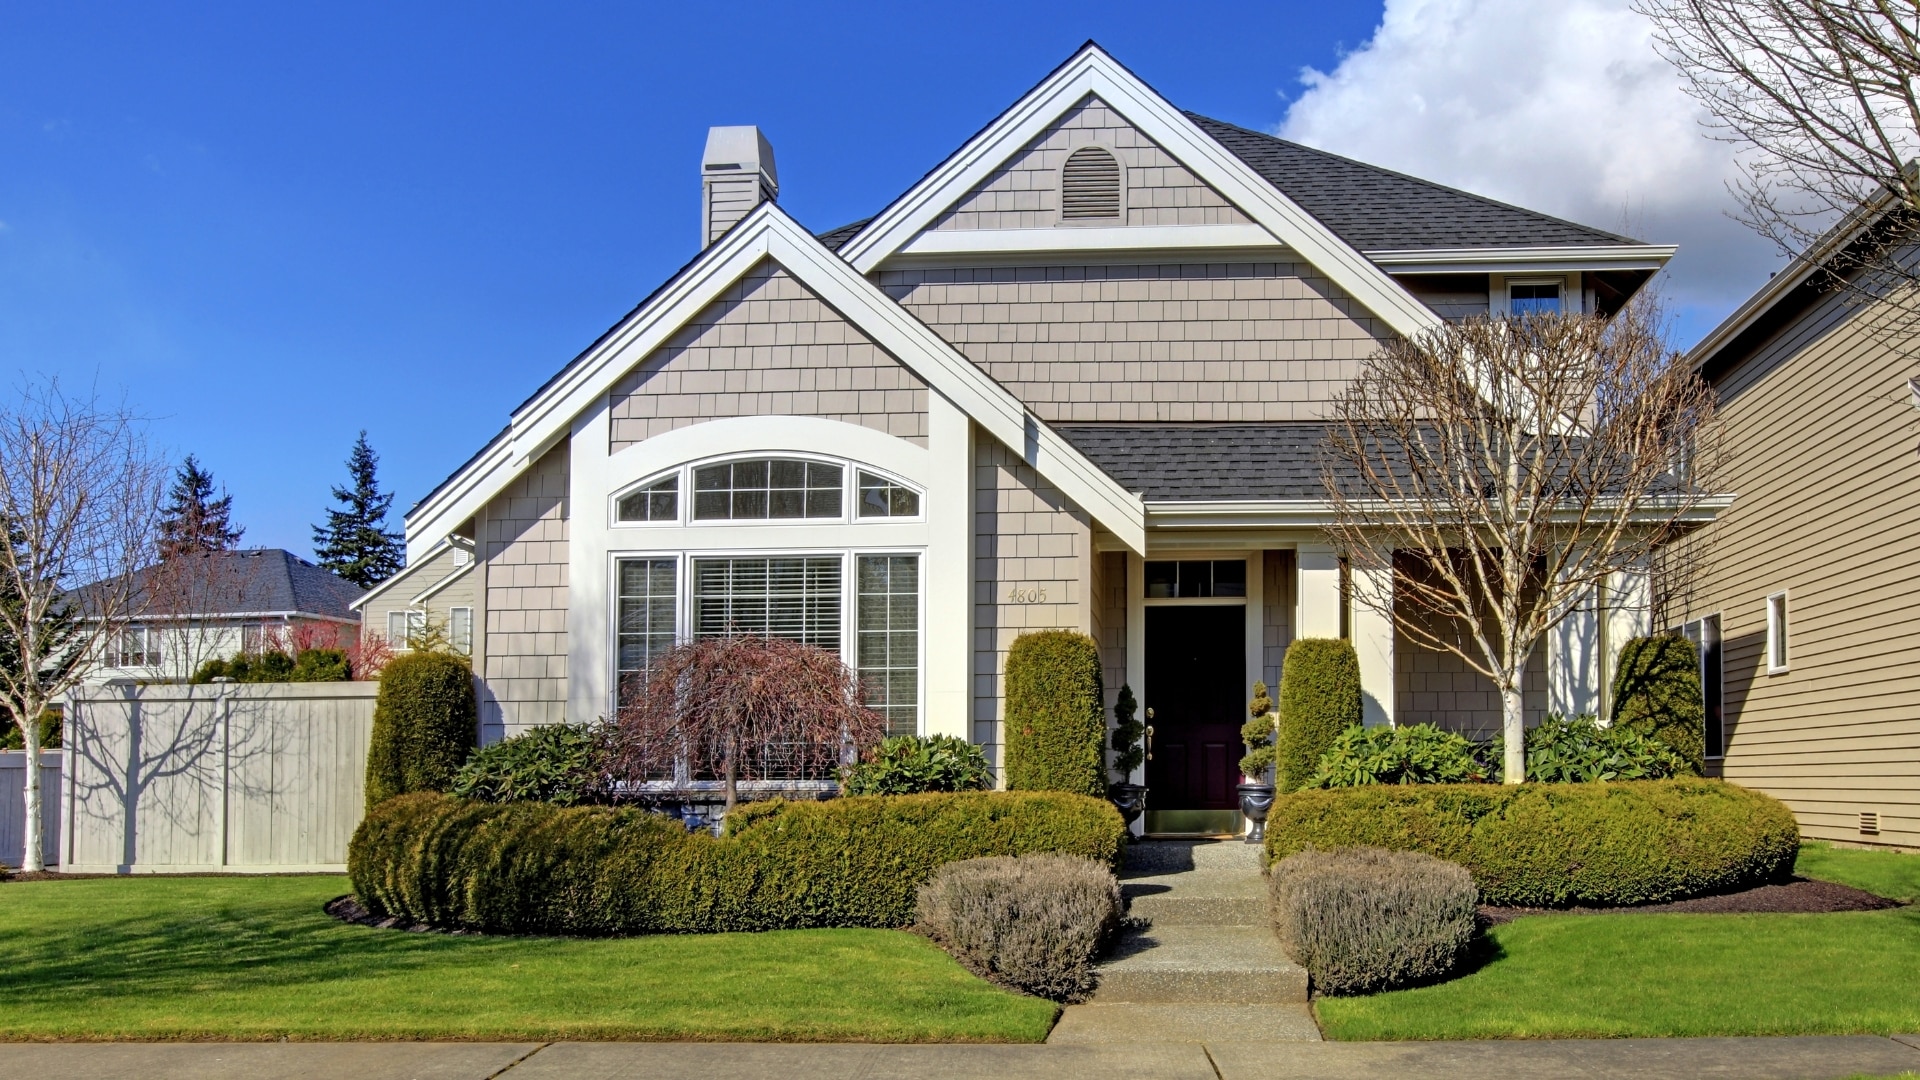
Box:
<box><xmin>0</xmin><ymin>378</ymin><xmax>164</xmax><ymax>871</ymax></box>
<box><xmin>1320</xmin><ymin>303</ymin><xmax>1722</xmax><ymax>782</ymax></box>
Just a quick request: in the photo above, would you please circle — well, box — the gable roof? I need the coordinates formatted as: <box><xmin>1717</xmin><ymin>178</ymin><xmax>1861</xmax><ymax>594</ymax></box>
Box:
<box><xmin>84</xmin><ymin>549</ymin><xmax>366</xmax><ymax>621</ymax></box>
<box><xmin>1185</xmin><ymin>115</ymin><xmax>1641</xmax><ymax>252</ymax></box>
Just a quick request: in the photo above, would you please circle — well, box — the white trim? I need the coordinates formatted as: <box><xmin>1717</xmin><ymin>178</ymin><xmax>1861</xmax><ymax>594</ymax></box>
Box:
<box><xmin>836</xmin><ymin>44</ymin><xmax>1445</xmax><ymax>340</ymax></box>
<box><xmin>1368</xmin><ymin>245</ymin><xmax>1675</xmax><ymax>274</ymax></box>
<box><xmin>411</xmin><ymin>561</ymin><xmax>474</xmax><ymax>605</ymax></box>
<box><xmin>349</xmin><ymin>541</ymin><xmax>453</xmax><ymax>610</ymax></box>
<box><xmin>607</xmin><ymin>442</ymin><xmax>928</xmax><ymax>530</ymax></box>
<box><xmin>1766</xmin><ymin>590</ymin><xmax>1790</xmax><ymax>674</ymax></box>
<box><xmin>414</xmin><ymin>202</ymin><xmax>1146</xmax><ymax>557</ymax></box>
<box><xmin>1142</xmin><ymin>494</ymin><xmax>1737</xmax><ymax>530</ymax></box>
<box><xmin>895</xmin><ymin>224</ymin><xmax>1281</xmax><ymax>258</ymax></box>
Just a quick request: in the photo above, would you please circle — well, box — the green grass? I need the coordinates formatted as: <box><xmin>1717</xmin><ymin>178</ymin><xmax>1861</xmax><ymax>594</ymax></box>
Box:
<box><xmin>0</xmin><ymin>876</ymin><xmax>1057</xmax><ymax>1042</ymax></box>
<box><xmin>1317</xmin><ymin>842</ymin><xmax>1920</xmax><ymax>1041</ymax></box>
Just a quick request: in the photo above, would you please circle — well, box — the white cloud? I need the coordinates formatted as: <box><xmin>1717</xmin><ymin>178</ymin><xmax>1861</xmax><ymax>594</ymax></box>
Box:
<box><xmin>1279</xmin><ymin>0</ymin><xmax>1783</xmax><ymax>339</ymax></box>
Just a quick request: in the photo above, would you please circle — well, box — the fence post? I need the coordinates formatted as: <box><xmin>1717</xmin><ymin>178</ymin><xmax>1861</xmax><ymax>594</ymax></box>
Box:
<box><xmin>218</xmin><ymin>689</ymin><xmax>231</xmax><ymax>868</ymax></box>
<box><xmin>60</xmin><ymin>696</ymin><xmax>76</xmax><ymax>870</ymax></box>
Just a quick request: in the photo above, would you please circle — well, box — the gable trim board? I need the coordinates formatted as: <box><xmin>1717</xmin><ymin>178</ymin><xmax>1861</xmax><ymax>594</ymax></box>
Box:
<box><xmin>1367</xmin><ymin>246</ymin><xmax>1678</xmax><ymax>275</ymax></box>
<box><xmin>835</xmin><ymin>44</ymin><xmax>1445</xmax><ymax>340</ymax></box>
<box><xmin>408</xmin><ymin>201</ymin><xmax>1149</xmax><ymax>559</ymax></box>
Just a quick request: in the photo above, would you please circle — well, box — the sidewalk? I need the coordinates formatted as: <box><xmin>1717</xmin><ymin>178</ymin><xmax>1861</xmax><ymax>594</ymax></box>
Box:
<box><xmin>2</xmin><ymin>1036</ymin><xmax>1917</xmax><ymax>1080</ymax></box>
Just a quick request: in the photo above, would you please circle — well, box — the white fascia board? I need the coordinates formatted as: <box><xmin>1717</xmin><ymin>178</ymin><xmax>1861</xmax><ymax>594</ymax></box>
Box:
<box><xmin>837</xmin><ymin>46</ymin><xmax>1444</xmax><ymax>340</ymax></box>
<box><xmin>403</xmin><ymin>438</ymin><xmax>515</xmax><ymax>564</ymax></box>
<box><xmin>896</xmin><ymin>224</ymin><xmax>1281</xmax><ymax>258</ymax></box>
<box><xmin>1368</xmin><ymin>245</ymin><xmax>1677</xmax><ymax>275</ymax></box>
<box><xmin>418</xmin><ymin>201</ymin><xmax>1147</xmax><ymax>555</ymax></box>
<box><xmin>1143</xmin><ymin>492</ymin><xmax>1735</xmax><ymax>531</ymax></box>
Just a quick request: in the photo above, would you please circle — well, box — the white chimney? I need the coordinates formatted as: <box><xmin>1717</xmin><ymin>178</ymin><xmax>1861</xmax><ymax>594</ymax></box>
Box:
<box><xmin>701</xmin><ymin>126</ymin><xmax>777</xmax><ymax>247</ymax></box>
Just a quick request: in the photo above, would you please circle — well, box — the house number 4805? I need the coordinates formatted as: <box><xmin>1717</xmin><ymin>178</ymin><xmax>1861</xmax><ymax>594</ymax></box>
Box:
<box><xmin>1007</xmin><ymin>585</ymin><xmax>1048</xmax><ymax>604</ymax></box>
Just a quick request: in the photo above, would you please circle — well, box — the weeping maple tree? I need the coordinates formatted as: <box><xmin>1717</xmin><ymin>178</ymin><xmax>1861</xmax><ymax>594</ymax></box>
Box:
<box><xmin>609</xmin><ymin>635</ymin><xmax>885</xmax><ymax>813</ymax></box>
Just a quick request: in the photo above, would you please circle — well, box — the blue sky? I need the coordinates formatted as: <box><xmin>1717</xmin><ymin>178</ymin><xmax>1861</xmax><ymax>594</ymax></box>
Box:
<box><xmin>1</xmin><ymin>1</ymin><xmax>1751</xmax><ymax>556</ymax></box>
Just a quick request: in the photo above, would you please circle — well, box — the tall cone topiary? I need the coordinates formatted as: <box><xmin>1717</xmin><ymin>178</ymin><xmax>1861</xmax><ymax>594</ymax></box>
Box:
<box><xmin>1275</xmin><ymin>638</ymin><xmax>1361</xmax><ymax>792</ymax></box>
<box><xmin>1003</xmin><ymin>631</ymin><xmax>1106</xmax><ymax>797</ymax></box>
<box><xmin>1611</xmin><ymin>633</ymin><xmax>1706</xmax><ymax>776</ymax></box>
<box><xmin>366</xmin><ymin>650</ymin><xmax>478</xmax><ymax>810</ymax></box>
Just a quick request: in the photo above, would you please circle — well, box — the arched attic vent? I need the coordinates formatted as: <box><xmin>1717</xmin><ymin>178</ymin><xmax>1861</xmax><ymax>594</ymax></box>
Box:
<box><xmin>1060</xmin><ymin>146</ymin><xmax>1122</xmax><ymax>220</ymax></box>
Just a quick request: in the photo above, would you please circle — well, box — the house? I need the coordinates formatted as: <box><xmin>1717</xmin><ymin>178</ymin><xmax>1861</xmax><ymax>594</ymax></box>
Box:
<box><xmin>1672</xmin><ymin>203</ymin><xmax>1920</xmax><ymax>850</ymax></box>
<box><xmin>350</xmin><ymin>537</ymin><xmax>479</xmax><ymax>655</ymax></box>
<box><xmin>86</xmin><ymin>548</ymin><xmax>365</xmax><ymax>684</ymax></box>
<box><xmin>405</xmin><ymin>44</ymin><xmax>1677</xmax><ymax>832</ymax></box>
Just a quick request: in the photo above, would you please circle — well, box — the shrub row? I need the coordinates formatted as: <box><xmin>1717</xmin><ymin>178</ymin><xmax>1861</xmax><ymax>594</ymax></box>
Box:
<box><xmin>349</xmin><ymin>789</ymin><xmax>1128</xmax><ymax>934</ymax></box>
<box><xmin>1263</xmin><ymin>779</ymin><xmax>1798</xmax><ymax>907</ymax></box>
<box><xmin>1269</xmin><ymin>847</ymin><xmax>1478</xmax><ymax>995</ymax></box>
<box><xmin>916</xmin><ymin>854</ymin><xmax>1123</xmax><ymax>1002</ymax></box>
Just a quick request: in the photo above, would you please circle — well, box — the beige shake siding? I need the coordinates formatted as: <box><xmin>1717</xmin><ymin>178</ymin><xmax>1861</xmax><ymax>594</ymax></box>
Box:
<box><xmin>973</xmin><ymin>433</ymin><xmax>1093</xmax><ymax>771</ymax></box>
<box><xmin>479</xmin><ymin>443</ymin><xmax>570</xmax><ymax>735</ymax></box>
<box><xmin>1092</xmin><ymin>548</ymin><xmax>1128</xmax><ymax>716</ymax></box>
<box><xmin>1679</xmin><ymin>280</ymin><xmax>1920</xmax><ymax>849</ymax></box>
<box><xmin>880</xmin><ymin>262</ymin><xmax>1392</xmax><ymax>423</ymax></box>
<box><xmin>608</xmin><ymin>259</ymin><xmax>928</xmax><ymax>452</ymax></box>
<box><xmin>1393</xmin><ymin>633</ymin><xmax>1548</xmax><ymax>738</ymax></box>
<box><xmin>1261</xmin><ymin>550</ymin><xmax>1296</xmax><ymax>691</ymax></box>
<box><xmin>931</xmin><ymin>95</ymin><xmax>1251</xmax><ymax>231</ymax></box>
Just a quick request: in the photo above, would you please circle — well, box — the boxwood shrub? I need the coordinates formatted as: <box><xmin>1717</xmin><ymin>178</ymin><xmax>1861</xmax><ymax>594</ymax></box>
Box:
<box><xmin>1002</xmin><ymin>631</ymin><xmax>1106</xmax><ymax>797</ymax></box>
<box><xmin>1276</xmin><ymin>638</ymin><xmax>1361</xmax><ymax>792</ymax></box>
<box><xmin>365</xmin><ymin>651</ymin><xmax>477</xmax><ymax>810</ymax></box>
<box><xmin>1262</xmin><ymin>779</ymin><xmax>1798</xmax><ymax>907</ymax></box>
<box><xmin>349</xmin><ymin>789</ymin><xmax>1128</xmax><ymax>935</ymax></box>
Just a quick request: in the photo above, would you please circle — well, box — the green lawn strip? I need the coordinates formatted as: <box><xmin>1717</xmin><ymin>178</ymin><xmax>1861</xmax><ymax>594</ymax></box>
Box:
<box><xmin>1796</xmin><ymin>842</ymin><xmax>1920</xmax><ymax>902</ymax></box>
<box><xmin>1318</xmin><ymin>907</ymin><xmax>1920</xmax><ymax>1040</ymax></box>
<box><xmin>0</xmin><ymin>876</ymin><xmax>1056</xmax><ymax>1042</ymax></box>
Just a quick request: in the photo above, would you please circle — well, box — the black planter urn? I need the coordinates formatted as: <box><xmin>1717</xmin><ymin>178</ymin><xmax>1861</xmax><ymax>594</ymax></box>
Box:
<box><xmin>1237</xmin><ymin>781</ymin><xmax>1276</xmax><ymax>843</ymax></box>
<box><xmin>1108</xmin><ymin>782</ymin><xmax>1148</xmax><ymax>828</ymax></box>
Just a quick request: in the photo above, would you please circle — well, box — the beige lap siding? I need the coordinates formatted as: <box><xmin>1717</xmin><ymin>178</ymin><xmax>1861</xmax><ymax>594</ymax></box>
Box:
<box><xmin>879</xmin><ymin>262</ymin><xmax>1391</xmax><ymax>423</ymax></box>
<box><xmin>608</xmin><ymin>259</ymin><xmax>928</xmax><ymax>452</ymax></box>
<box><xmin>973</xmin><ymin>435</ymin><xmax>1093</xmax><ymax>776</ymax></box>
<box><xmin>1673</xmin><ymin>272</ymin><xmax>1920</xmax><ymax>849</ymax></box>
<box><xmin>479</xmin><ymin>443</ymin><xmax>569</xmax><ymax>737</ymax></box>
<box><xmin>931</xmin><ymin>95</ymin><xmax>1251</xmax><ymax>231</ymax></box>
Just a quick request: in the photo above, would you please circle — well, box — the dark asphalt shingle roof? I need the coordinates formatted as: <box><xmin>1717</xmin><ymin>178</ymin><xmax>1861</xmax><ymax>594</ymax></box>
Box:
<box><xmin>1057</xmin><ymin>423</ymin><xmax>1339</xmax><ymax>501</ymax></box>
<box><xmin>816</xmin><ymin>218</ymin><xmax>872</xmax><ymax>252</ymax></box>
<box><xmin>1185</xmin><ymin>114</ymin><xmax>1640</xmax><ymax>252</ymax></box>
<box><xmin>103</xmin><ymin>549</ymin><xmax>368</xmax><ymax>620</ymax></box>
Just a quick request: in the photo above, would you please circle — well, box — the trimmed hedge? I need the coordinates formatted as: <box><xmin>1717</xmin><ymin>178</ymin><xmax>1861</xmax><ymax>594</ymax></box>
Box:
<box><xmin>349</xmin><ymin>789</ymin><xmax>1128</xmax><ymax>935</ymax></box>
<box><xmin>1003</xmin><ymin>631</ymin><xmax>1106</xmax><ymax>797</ymax></box>
<box><xmin>1263</xmin><ymin>779</ymin><xmax>1798</xmax><ymax>907</ymax></box>
<box><xmin>1276</xmin><ymin>638</ymin><xmax>1361</xmax><ymax>792</ymax></box>
<box><xmin>1612</xmin><ymin>633</ymin><xmax>1707</xmax><ymax>775</ymax></box>
<box><xmin>365</xmin><ymin>651</ymin><xmax>477</xmax><ymax>811</ymax></box>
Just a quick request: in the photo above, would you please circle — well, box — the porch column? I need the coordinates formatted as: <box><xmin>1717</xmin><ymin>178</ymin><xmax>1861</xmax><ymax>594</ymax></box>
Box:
<box><xmin>924</xmin><ymin>394</ymin><xmax>973</xmax><ymax>740</ymax></box>
<box><xmin>1295</xmin><ymin>544</ymin><xmax>1342</xmax><ymax>638</ymax></box>
<box><xmin>1352</xmin><ymin>561</ymin><xmax>1396</xmax><ymax>727</ymax></box>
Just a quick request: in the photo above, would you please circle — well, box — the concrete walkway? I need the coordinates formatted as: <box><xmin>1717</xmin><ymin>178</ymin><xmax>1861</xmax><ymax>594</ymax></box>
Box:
<box><xmin>1052</xmin><ymin>837</ymin><xmax>1318</xmax><ymax>1045</ymax></box>
<box><xmin>2</xmin><ymin>1037</ymin><xmax>1919</xmax><ymax>1080</ymax></box>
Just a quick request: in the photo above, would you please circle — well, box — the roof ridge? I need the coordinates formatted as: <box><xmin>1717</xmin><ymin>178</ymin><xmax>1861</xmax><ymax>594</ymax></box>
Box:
<box><xmin>1184</xmin><ymin>112</ymin><xmax>1644</xmax><ymax>247</ymax></box>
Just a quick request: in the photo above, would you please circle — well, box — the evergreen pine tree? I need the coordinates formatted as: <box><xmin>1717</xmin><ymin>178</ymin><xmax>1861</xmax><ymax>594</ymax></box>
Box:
<box><xmin>157</xmin><ymin>454</ymin><xmax>244</xmax><ymax>558</ymax></box>
<box><xmin>312</xmin><ymin>431</ymin><xmax>405</xmax><ymax>588</ymax></box>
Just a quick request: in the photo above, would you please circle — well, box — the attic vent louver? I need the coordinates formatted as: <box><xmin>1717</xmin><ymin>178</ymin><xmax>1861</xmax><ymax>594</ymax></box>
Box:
<box><xmin>1061</xmin><ymin>146</ymin><xmax>1121</xmax><ymax>220</ymax></box>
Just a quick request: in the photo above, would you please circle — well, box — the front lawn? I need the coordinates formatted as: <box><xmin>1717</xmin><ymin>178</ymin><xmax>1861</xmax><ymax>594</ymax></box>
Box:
<box><xmin>1318</xmin><ymin>842</ymin><xmax>1920</xmax><ymax>1041</ymax></box>
<box><xmin>0</xmin><ymin>876</ymin><xmax>1057</xmax><ymax>1042</ymax></box>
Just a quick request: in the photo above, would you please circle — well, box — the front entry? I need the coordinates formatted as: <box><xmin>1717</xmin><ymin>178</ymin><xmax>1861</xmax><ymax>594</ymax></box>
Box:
<box><xmin>1144</xmin><ymin>605</ymin><xmax>1245</xmax><ymax>834</ymax></box>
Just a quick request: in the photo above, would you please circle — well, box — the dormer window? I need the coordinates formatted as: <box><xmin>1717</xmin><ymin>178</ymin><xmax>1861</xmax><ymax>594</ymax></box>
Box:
<box><xmin>1061</xmin><ymin>146</ymin><xmax>1122</xmax><ymax>220</ymax></box>
<box><xmin>1509</xmin><ymin>281</ymin><xmax>1562</xmax><ymax>315</ymax></box>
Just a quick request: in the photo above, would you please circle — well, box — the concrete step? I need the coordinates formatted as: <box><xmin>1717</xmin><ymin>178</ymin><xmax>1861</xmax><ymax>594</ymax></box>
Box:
<box><xmin>1092</xmin><ymin>925</ymin><xmax>1308</xmax><ymax>1005</ymax></box>
<box><xmin>1048</xmin><ymin>1003</ymin><xmax>1321</xmax><ymax>1044</ymax></box>
<box><xmin>1124</xmin><ymin>870</ymin><xmax>1269</xmax><ymax>926</ymax></box>
<box><xmin>1125</xmin><ymin>838</ymin><xmax>1265</xmax><ymax>876</ymax></box>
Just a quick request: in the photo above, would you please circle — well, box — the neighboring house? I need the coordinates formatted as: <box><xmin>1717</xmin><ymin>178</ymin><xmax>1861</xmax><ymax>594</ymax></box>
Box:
<box><xmin>1674</xmin><ymin>211</ymin><xmax>1920</xmax><ymax>850</ymax></box>
<box><xmin>84</xmin><ymin>548</ymin><xmax>366</xmax><ymax>684</ymax></box>
<box><xmin>403</xmin><ymin>44</ymin><xmax>1679</xmax><ymax>831</ymax></box>
<box><xmin>350</xmin><ymin>537</ymin><xmax>479</xmax><ymax>655</ymax></box>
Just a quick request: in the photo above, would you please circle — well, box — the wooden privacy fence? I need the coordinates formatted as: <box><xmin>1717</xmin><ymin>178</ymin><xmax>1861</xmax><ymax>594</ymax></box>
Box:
<box><xmin>59</xmin><ymin>682</ymin><xmax>378</xmax><ymax>873</ymax></box>
<box><xmin>0</xmin><ymin>751</ymin><xmax>61</xmax><ymax>869</ymax></box>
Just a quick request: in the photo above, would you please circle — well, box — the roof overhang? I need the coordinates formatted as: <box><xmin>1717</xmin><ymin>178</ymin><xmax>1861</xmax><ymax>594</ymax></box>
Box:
<box><xmin>1140</xmin><ymin>492</ymin><xmax>1735</xmax><ymax>531</ymax></box>
<box><xmin>1368</xmin><ymin>245</ymin><xmax>1678</xmax><ymax>275</ymax></box>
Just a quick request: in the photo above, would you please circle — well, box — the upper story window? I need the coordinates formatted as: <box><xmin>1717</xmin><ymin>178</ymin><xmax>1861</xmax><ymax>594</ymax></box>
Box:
<box><xmin>1061</xmin><ymin>146</ymin><xmax>1122</xmax><ymax>220</ymax></box>
<box><xmin>110</xmin><ymin>625</ymin><xmax>161</xmax><ymax>667</ymax></box>
<box><xmin>858</xmin><ymin>471</ymin><xmax>920</xmax><ymax>518</ymax></box>
<box><xmin>616</xmin><ymin>476</ymin><xmax>678</xmax><ymax>523</ymax></box>
<box><xmin>1509</xmin><ymin>281</ymin><xmax>1562</xmax><ymax>315</ymax></box>
<box><xmin>693</xmin><ymin>459</ymin><xmax>843</xmax><ymax>521</ymax></box>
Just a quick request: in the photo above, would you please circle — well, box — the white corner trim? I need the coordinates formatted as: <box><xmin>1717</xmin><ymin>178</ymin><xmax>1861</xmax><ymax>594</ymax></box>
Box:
<box><xmin>1368</xmin><ymin>245</ymin><xmax>1677</xmax><ymax>274</ymax></box>
<box><xmin>836</xmin><ymin>45</ymin><xmax>1444</xmax><ymax>340</ymax></box>
<box><xmin>897</xmin><ymin>223</ymin><xmax>1282</xmax><ymax>258</ymax></box>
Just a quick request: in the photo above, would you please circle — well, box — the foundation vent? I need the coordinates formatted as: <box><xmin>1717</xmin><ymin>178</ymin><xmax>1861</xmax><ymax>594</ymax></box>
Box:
<box><xmin>1061</xmin><ymin>146</ymin><xmax>1121</xmax><ymax>220</ymax></box>
<box><xmin>1860</xmin><ymin>810</ymin><xmax>1881</xmax><ymax>836</ymax></box>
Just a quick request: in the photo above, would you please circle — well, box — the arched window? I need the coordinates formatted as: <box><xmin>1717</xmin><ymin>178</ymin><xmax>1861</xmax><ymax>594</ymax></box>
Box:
<box><xmin>1061</xmin><ymin>146</ymin><xmax>1122</xmax><ymax>220</ymax></box>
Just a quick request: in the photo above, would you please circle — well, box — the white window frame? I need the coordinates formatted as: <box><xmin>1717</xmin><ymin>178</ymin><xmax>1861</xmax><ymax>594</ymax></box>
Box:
<box><xmin>449</xmin><ymin>606</ymin><xmax>473</xmax><ymax>655</ymax></box>
<box><xmin>606</xmin><ymin>545</ymin><xmax>926</xmax><ymax>734</ymax></box>
<box><xmin>387</xmin><ymin>609</ymin><xmax>426</xmax><ymax>651</ymax></box>
<box><xmin>111</xmin><ymin>624</ymin><xmax>160</xmax><ymax>668</ymax></box>
<box><xmin>609</xmin><ymin>453</ymin><xmax>926</xmax><ymax>529</ymax></box>
<box><xmin>1766</xmin><ymin>591</ymin><xmax>1790</xmax><ymax>674</ymax></box>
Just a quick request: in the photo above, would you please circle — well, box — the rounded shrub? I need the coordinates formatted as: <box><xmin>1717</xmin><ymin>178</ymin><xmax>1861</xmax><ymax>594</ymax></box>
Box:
<box><xmin>365</xmin><ymin>651</ymin><xmax>476</xmax><ymax>810</ymax></box>
<box><xmin>1002</xmin><ymin>631</ymin><xmax>1106</xmax><ymax>797</ymax></box>
<box><xmin>840</xmin><ymin>735</ymin><xmax>993</xmax><ymax>795</ymax></box>
<box><xmin>1611</xmin><ymin>634</ymin><xmax>1706</xmax><ymax>775</ymax></box>
<box><xmin>1275</xmin><ymin>638</ymin><xmax>1361</xmax><ymax>792</ymax></box>
<box><xmin>451</xmin><ymin>723</ymin><xmax>603</xmax><ymax>806</ymax></box>
<box><xmin>290</xmin><ymin>648</ymin><xmax>351</xmax><ymax>683</ymax></box>
<box><xmin>1268</xmin><ymin>847</ymin><xmax>1478</xmax><ymax>995</ymax></box>
<box><xmin>348</xmin><ymin>789</ymin><xmax>1128</xmax><ymax>935</ymax></box>
<box><xmin>1305</xmin><ymin>723</ymin><xmax>1493</xmax><ymax>787</ymax></box>
<box><xmin>1263</xmin><ymin>780</ymin><xmax>1799</xmax><ymax>907</ymax></box>
<box><xmin>915</xmin><ymin>854</ymin><xmax>1123</xmax><ymax>1002</ymax></box>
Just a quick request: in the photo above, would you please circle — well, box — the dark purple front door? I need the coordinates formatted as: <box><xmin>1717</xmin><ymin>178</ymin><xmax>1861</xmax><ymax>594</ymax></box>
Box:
<box><xmin>1144</xmin><ymin>605</ymin><xmax>1245</xmax><ymax>811</ymax></box>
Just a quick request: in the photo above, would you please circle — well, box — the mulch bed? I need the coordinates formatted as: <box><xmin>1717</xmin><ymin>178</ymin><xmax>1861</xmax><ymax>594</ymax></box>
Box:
<box><xmin>1480</xmin><ymin>877</ymin><xmax>1902</xmax><ymax>925</ymax></box>
<box><xmin>324</xmin><ymin>894</ymin><xmax>481</xmax><ymax>935</ymax></box>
